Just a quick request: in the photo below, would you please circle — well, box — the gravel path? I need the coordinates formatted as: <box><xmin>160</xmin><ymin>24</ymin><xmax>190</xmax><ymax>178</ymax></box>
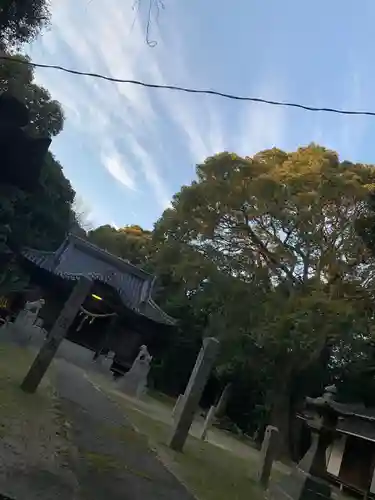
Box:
<box><xmin>54</xmin><ymin>359</ymin><xmax>194</xmax><ymax>500</ymax></box>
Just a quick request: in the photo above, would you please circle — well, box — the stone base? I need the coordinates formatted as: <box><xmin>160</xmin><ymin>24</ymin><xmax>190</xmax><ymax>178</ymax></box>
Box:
<box><xmin>117</xmin><ymin>376</ymin><xmax>147</xmax><ymax>399</ymax></box>
<box><xmin>93</xmin><ymin>354</ymin><xmax>113</xmax><ymax>373</ymax></box>
<box><xmin>268</xmin><ymin>468</ymin><xmax>332</xmax><ymax>500</ymax></box>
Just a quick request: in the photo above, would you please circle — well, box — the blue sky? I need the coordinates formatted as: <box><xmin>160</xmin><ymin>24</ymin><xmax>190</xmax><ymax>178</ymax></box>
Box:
<box><xmin>26</xmin><ymin>0</ymin><xmax>375</xmax><ymax>230</ymax></box>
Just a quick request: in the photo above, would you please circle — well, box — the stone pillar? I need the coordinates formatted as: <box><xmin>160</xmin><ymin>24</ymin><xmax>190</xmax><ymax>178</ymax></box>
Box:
<box><xmin>215</xmin><ymin>382</ymin><xmax>232</xmax><ymax>418</ymax></box>
<box><xmin>258</xmin><ymin>425</ymin><xmax>279</xmax><ymax>489</ymax></box>
<box><xmin>200</xmin><ymin>405</ymin><xmax>216</xmax><ymax>441</ymax></box>
<box><xmin>21</xmin><ymin>277</ymin><xmax>92</xmax><ymax>393</ymax></box>
<box><xmin>168</xmin><ymin>337</ymin><xmax>219</xmax><ymax>452</ymax></box>
<box><xmin>172</xmin><ymin>394</ymin><xmax>183</xmax><ymax>419</ymax></box>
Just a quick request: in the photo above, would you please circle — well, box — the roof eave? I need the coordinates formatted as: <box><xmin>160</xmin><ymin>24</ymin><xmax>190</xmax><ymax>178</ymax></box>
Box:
<box><xmin>68</xmin><ymin>233</ymin><xmax>153</xmax><ymax>281</ymax></box>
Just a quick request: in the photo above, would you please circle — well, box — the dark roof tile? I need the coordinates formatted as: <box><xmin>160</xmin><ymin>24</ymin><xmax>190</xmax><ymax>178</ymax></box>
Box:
<box><xmin>21</xmin><ymin>234</ymin><xmax>176</xmax><ymax>326</ymax></box>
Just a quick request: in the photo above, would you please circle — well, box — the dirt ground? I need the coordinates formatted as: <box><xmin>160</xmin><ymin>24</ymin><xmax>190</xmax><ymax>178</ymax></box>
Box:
<box><xmin>0</xmin><ymin>344</ymin><xmax>78</xmax><ymax>499</ymax></box>
<box><xmin>0</xmin><ymin>341</ymin><xmax>195</xmax><ymax>500</ymax></box>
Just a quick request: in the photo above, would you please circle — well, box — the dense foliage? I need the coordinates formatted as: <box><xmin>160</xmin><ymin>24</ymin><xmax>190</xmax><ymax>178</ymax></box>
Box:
<box><xmin>0</xmin><ymin>0</ymin><xmax>50</xmax><ymax>49</ymax></box>
<box><xmin>88</xmin><ymin>225</ymin><xmax>153</xmax><ymax>267</ymax></box>
<box><xmin>152</xmin><ymin>146</ymin><xmax>375</xmax><ymax>454</ymax></box>
<box><xmin>0</xmin><ymin>52</ymin><xmax>77</xmax><ymax>294</ymax></box>
<box><xmin>87</xmin><ymin>147</ymin><xmax>375</xmax><ymax>456</ymax></box>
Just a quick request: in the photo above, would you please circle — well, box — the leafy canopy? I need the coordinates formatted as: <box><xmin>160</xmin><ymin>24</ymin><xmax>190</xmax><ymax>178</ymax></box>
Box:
<box><xmin>0</xmin><ymin>54</ymin><xmax>64</xmax><ymax>137</ymax></box>
<box><xmin>0</xmin><ymin>0</ymin><xmax>50</xmax><ymax>49</ymax></box>
<box><xmin>88</xmin><ymin>225</ymin><xmax>153</xmax><ymax>267</ymax></box>
<box><xmin>0</xmin><ymin>52</ymin><xmax>75</xmax><ymax>293</ymax></box>
<box><xmin>155</xmin><ymin>145</ymin><xmax>375</xmax><ymax>369</ymax></box>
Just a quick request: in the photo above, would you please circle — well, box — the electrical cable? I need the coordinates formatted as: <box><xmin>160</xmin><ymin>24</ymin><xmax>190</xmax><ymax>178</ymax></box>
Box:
<box><xmin>1</xmin><ymin>55</ymin><xmax>374</xmax><ymax>117</ymax></box>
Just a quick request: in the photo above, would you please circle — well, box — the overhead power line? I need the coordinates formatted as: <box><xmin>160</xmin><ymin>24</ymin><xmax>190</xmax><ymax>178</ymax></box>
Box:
<box><xmin>1</xmin><ymin>55</ymin><xmax>374</xmax><ymax>117</ymax></box>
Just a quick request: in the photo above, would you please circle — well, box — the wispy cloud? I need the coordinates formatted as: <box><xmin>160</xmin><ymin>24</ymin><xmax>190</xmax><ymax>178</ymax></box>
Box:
<box><xmin>147</xmin><ymin>26</ymin><xmax>225</xmax><ymax>163</ymax></box>
<box><xmin>338</xmin><ymin>70</ymin><xmax>367</xmax><ymax>159</ymax></box>
<box><xmin>238</xmin><ymin>82</ymin><xmax>287</xmax><ymax>156</ymax></box>
<box><xmin>73</xmin><ymin>194</ymin><xmax>102</xmax><ymax>230</ymax></box>
<box><xmin>101</xmin><ymin>140</ymin><xmax>137</xmax><ymax>191</ymax></box>
<box><xmin>28</xmin><ymin>0</ymin><xmax>290</xmax><ymax>225</ymax></box>
<box><xmin>128</xmin><ymin>137</ymin><xmax>171</xmax><ymax>209</ymax></box>
<box><xmin>30</xmin><ymin>0</ymin><xmax>168</xmax><ymax>202</ymax></box>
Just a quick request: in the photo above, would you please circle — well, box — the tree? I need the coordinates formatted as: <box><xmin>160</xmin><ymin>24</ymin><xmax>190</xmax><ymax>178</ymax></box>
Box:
<box><xmin>6</xmin><ymin>152</ymin><xmax>75</xmax><ymax>251</ymax></box>
<box><xmin>0</xmin><ymin>0</ymin><xmax>50</xmax><ymax>49</ymax></box>
<box><xmin>0</xmin><ymin>54</ymin><xmax>64</xmax><ymax>137</ymax></box>
<box><xmin>0</xmin><ymin>52</ymin><xmax>74</xmax><ymax>295</ymax></box>
<box><xmin>88</xmin><ymin>225</ymin><xmax>153</xmax><ymax>267</ymax></box>
<box><xmin>0</xmin><ymin>150</ymin><xmax>76</xmax><ymax>297</ymax></box>
<box><xmin>154</xmin><ymin>145</ymin><xmax>375</xmax><ymax>455</ymax></box>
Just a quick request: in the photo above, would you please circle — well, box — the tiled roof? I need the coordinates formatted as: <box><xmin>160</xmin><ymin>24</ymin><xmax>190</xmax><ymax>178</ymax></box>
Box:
<box><xmin>330</xmin><ymin>401</ymin><xmax>375</xmax><ymax>422</ymax></box>
<box><xmin>22</xmin><ymin>234</ymin><xmax>176</xmax><ymax>326</ymax></box>
<box><xmin>337</xmin><ymin>417</ymin><xmax>375</xmax><ymax>442</ymax></box>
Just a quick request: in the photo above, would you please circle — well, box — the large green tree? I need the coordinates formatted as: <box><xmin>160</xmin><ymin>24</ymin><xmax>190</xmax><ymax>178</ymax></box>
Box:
<box><xmin>6</xmin><ymin>152</ymin><xmax>75</xmax><ymax>251</ymax></box>
<box><xmin>0</xmin><ymin>53</ymin><xmax>75</xmax><ymax>294</ymax></box>
<box><xmin>88</xmin><ymin>225</ymin><xmax>153</xmax><ymax>267</ymax></box>
<box><xmin>154</xmin><ymin>145</ymin><xmax>375</xmax><ymax>455</ymax></box>
<box><xmin>0</xmin><ymin>54</ymin><xmax>64</xmax><ymax>137</ymax></box>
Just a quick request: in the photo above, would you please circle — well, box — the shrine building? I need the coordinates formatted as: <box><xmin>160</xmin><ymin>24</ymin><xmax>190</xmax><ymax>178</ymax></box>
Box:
<box><xmin>13</xmin><ymin>233</ymin><xmax>176</xmax><ymax>374</ymax></box>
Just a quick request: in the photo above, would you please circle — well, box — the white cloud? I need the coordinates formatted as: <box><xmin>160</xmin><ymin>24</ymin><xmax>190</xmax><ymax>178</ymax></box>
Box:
<box><xmin>30</xmin><ymin>0</ymin><xmax>166</xmax><ymax>201</ymax></box>
<box><xmin>207</xmin><ymin>105</ymin><xmax>225</xmax><ymax>156</ymax></box>
<box><xmin>128</xmin><ymin>137</ymin><xmax>171</xmax><ymax>209</ymax></box>
<box><xmin>28</xmin><ymin>0</ymin><xmax>289</xmax><ymax>221</ymax></box>
<box><xmin>146</xmin><ymin>31</ymin><xmax>220</xmax><ymax>163</ymax></box>
<box><xmin>238</xmin><ymin>82</ymin><xmax>287</xmax><ymax>156</ymax></box>
<box><xmin>338</xmin><ymin>71</ymin><xmax>367</xmax><ymax>159</ymax></box>
<box><xmin>101</xmin><ymin>142</ymin><xmax>137</xmax><ymax>191</ymax></box>
<box><xmin>73</xmin><ymin>194</ymin><xmax>105</xmax><ymax>229</ymax></box>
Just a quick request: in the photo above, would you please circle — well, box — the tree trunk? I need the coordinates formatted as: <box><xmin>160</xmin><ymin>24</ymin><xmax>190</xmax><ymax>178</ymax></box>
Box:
<box><xmin>269</xmin><ymin>377</ymin><xmax>292</xmax><ymax>461</ymax></box>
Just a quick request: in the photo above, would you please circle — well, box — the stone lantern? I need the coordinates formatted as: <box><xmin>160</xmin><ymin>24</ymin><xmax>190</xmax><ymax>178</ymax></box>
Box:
<box><xmin>269</xmin><ymin>385</ymin><xmax>338</xmax><ymax>500</ymax></box>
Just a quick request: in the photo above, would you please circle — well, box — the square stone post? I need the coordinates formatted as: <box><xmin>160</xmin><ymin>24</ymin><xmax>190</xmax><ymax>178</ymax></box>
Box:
<box><xmin>258</xmin><ymin>425</ymin><xmax>279</xmax><ymax>489</ymax></box>
<box><xmin>200</xmin><ymin>404</ymin><xmax>216</xmax><ymax>441</ymax></box>
<box><xmin>215</xmin><ymin>382</ymin><xmax>232</xmax><ymax>418</ymax></box>
<box><xmin>172</xmin><ymin>394</ymin><xmax>183</xmax><ymax>420</ymax></box>
<box><xmin>168</xmin><ymin>337</ymin><xmax>219</xmax><ymax>452</ymax></box>
<box><xmin>21</xmin><ymin>277</ymin><xmax>92</xmax><ymax>393</ymax></box>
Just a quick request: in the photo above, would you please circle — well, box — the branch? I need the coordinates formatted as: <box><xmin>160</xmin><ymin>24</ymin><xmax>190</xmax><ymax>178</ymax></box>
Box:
<box><xmin>240</xmin><ymin>211</ymin><xmax>302</xmax><ymax>286</ymax></box>
<box><xmin>265</xmin><ymin>218</ymin><xmax>311</xmax><ymax>276</ymax></box>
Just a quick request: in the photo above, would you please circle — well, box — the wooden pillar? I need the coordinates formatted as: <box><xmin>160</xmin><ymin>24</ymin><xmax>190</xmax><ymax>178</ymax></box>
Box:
<box><xmin>21</xmin><ymin>277</ymin><xmax>92</xmax><ymax>393</ymax></box>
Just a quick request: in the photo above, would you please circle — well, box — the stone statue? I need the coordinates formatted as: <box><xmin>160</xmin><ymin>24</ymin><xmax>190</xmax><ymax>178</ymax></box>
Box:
<box><xmin>118</xmin><ymin>345</ymin><xmax>152</xmax><ymax>398</ymax></box>
<box><xmin>24</xmin><ymin>298</ymin><xmax>45</xmax><ymax>316</ymax></box>
<box><xmin>13</xmin><ymin>298</ymin><xmax>45</xmax><ymax>344</ymax></box>
<box><xmin>22</xmin><ymin>298</ymin><xmax>45</xmax><ymax>327</ymax></box>
<box><xmin>136</xmin><ymin>344</ymin><xmax>153</xmax><ymax>364</ymax></box>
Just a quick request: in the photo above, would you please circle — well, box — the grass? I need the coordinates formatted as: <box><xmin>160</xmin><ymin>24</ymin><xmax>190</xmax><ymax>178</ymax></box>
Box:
<box><xmin>147</xmin><ymin>389</ymin><xmax>176</xmax><ymax>408</ymax></box>
<box><xmin>82</xmin><ymin>451</ymin><xmax>122</xmax><ymax>471</ymax></box>
<box><xmin>93</xmin><ymin>379</ymin><xmax>357</xmax><ymax>500</ymax></box>
<box><xmin>112</xmin><ymin>401</ymin><xmax>358</xmax><ymax>500</ymax></box>
<box><xmin>0</xmin><ymin>347</ymin><xmax>352</xmax><ymax>500</ymax></box>
<box><xmin>107</xmin><ymin>392</ymin><xmax>267</xmax><ymax>500</ymax></box>
<box><xmin>0</xmin><ymin>343</ymin><xmax>72</xmax><ymax>470</ymax></box>
<box><xmin>0</xmin><ymin>344</ymin><xmax>53</xmax><ymax>422</ymax></box>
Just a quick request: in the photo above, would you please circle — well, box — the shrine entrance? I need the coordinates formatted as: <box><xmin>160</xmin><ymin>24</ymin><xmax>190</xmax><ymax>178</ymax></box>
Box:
<box><xmin>66</xmin><ymin>281</ymin><xmax>122</xmax><ymax>353</ymax></box>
